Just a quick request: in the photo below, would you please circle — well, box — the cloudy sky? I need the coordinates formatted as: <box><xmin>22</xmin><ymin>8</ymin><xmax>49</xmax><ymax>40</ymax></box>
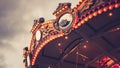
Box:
<box><xmin>0</xmin><ymin>0</ymin><xmax>78</xmax><ymax>68</ymax></box>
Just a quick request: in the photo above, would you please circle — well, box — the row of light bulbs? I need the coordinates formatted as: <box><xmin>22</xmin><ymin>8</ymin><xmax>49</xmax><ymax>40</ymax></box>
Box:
<box><xmin>31</xmin><ymin>23</ymin><xmax>40</xmax><ymax>33</ymax></box>
<box><xmin>54</xmin><ymin>5</ymin><xmax>68</xmax><ymax>16</ymax></box>
<box><xmin>72</xmin><ymin>1</ymin><xmax>120</xmax><ymax>29</ymax></box>
<box><xmin>31</xmin><ymin>31</ymin><xmax>64</xmax><ymax>65</ymax></box>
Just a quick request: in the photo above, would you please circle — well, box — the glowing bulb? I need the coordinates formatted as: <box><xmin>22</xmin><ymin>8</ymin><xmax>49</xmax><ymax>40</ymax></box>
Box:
<box><xmin>115</xmin><ymin>4</ymin><xmax>119</xmax><ymax>8</ymax></box>
<box><xmin>65</xmin><ymin>6</ymin><xmax>68</xmax><ymax>8</ymax></box>
<box><xmin>75</xmin><ymin>26</ymin><xmax>78</xmax><ymax>29</ymax></box>
<box><xmin>83</xmin><ymin>45</ymin><xmax>87</xmax><ymax>49</ymax></box>
<box><xmin>48</xmin><ymin>66</ymin><xmax>50</xmax><ymax>68</ymax></box>
<box><xmin>76</xmin><ymin>52</ymin><xmax>79</xmax><ymax>54</ymax></box>
<box><xmin>103</xmin><ymin>7</ymin><xmax>107</xmax><ymax>12</ymax></box>
<box><xmin>62</xmin><ymin>8</ymin><xmax>65</xmax><ymax>10</ymax></box>
<box><xmin>88</xmin><ymin>14</ymin><xmax>93</xmax><ymax>19</ymax></box>
<box><xmin>60</xmin><ymin>10</ymin><xmax>62</xmax><ymax>12</ymax></box>
<box><xmin>109</xmin><ymin>6</ymin><xmax>113</xmax><ymax>10</ymax></box>
<box><xmin>109</xmin><ymin>12</ymin><xmax>113</xmax><ymax>16</ymax></box>
<box><xmin>93</xmin><ymin>12</ymin><xmax>97</xmax><ymax>16</ymax></box>
<box><xmin>98</xmin><ymin>10</ymin><xmax>102</xmax><ymax>14</ymax></box>
<box><xmin>65</xmin><ymin>36</ymin><xmax>68</xmax><ymax>39</ymax></box>
<box><xmin>41</xmin><ymin>26</ymin><xmax>44</xmax><ymax>28</ymax></box>
<box><xmin>32</xmin><ymin>62</ymin><xmax>34</xmax><ymax>65</ymax></box>
<box><xmin>38</xmin><ymin>47</ymin><xmax>41</xmax><ymax>50</ymax></box>
<box><xmin>80</xmin><ymin>0</ymin><xmax>82</xmax><ymax>2</ymax></box>
<box><xmin>78</xmin><ymin>23</ymin><xmax>81</xmax><ymax>26</ymax></box>
<box><xmin>84</xmin><ymin>17</ymin><xmax>88</xmax><ymax>21</ymax></box>
<box><xmin>58</xmin><ymin>43</ymin><xmax>61</xmax><ymax>46</ymax></box>
<box><xmin>81</xmin><ymin>20</ymin><xmax>85</xmax><ymax>24</ymax></box>
<box><xmin>57</xmin><ymin>12</ymin><xmax>59</xmax><ymax>14</ymax></box>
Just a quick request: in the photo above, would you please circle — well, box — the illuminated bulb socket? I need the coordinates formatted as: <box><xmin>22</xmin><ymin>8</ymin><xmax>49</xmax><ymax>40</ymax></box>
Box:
<box><xmin>36</xmin><ymin>50</ymin><xmax>39</xmax><ymax>53</ymax></box>
<box><xmin>32</xmin><ymin>61</ymin><xmax>35</xmax><ymax>64</ymax></box>
<box><xmin>88</xmin><ymin>15</ymin><xmax>93</xmax><ymax>19</ymax></box>
<box><xmin>65</xmin><ymin>36</ymin><xmax>68</xmax><ymax>39</ymax></box>
<box><xmin>40</xmin><ymin>45</ymin><xmax>43</xmax><ymax>49</ymax></box>
<box><xmin>47</xmin><ymin>39</ymin><xmax>50</xmax><ymax>42</ymax></box>
<box><xmin>98</xmin><ymin>9</ymin><xmax>102</xmax><ymax>14</ymax></box>
<box><xmin>44</xmin><ymin>40</ymin><xmax>47</xmax><ymax>44</ymax></box>
<box><xmin>103</xmin><ymin>7</ymin><xmax>108</xmax><ymax>12</ymax></box>
<box><xmin>78</xmin><ymin>23</ymin><xmax>81</xmax><ymax>26</ymax></box>
<box><xmin>49</xmin><ymin>38</ymin><xmax>52</xmax><ymax>41</ymax></box>
<box><xmin>59</xmin><ymin>10</ymin><xmax>62</xmax><ymax>12</ymax></box>
<box><xmin>75</xmin><ymin>26</ymin><xmax>78</xmax><ymax>29</ymax></box>
<box><xmin>117</xmin><ymin>28</ymin><xmax>120</xmax><ymax>30</ymax></box>
<box><xmin>62</xmin><ymin>8</ymin><xmax>65</xmax><ymax>11</ymax></box>
<box><xmin>60</xmin><ymin>34</ymin><xmax>63</xmax><ymax>36</ymax></box>
<box><xmin>57</xmin><ymin>12</ymin><xmax>59</xmax><ymax>14</ymax></box>
<box><xmin>38</xmin><ymin>47</ymin><xmax>41</xmax><ymax>50</ymax></box>
<box><xmin>58</xmin><ymin>34</ymin><xmax>61</xmax><ymax>37</ymax></box>
<box><xmin>109</xmin><ymin>13</ymin><xmax>113</xmax><ymax>16</ymax></box>
<box><xmin>84</xmin><ymin>17</ymin><xmax>88</xmax><ymax>21</ymax></box>
<box><xmin>56</xmin><ymin>35</ymin><xmax>59</xmax><ymax>38</ymax></box>
<box><xmin>80</xmin><ymin>0</ymin><xmax>82</xmax><ymax>2</ymax></box>
<box><xmin>65</xmin><ymin>6</ymin><xmax>68</xmax><ymax>8</ymax></box>
<box><xmin>93</xmin><ymin>12</ymin><xmax>97</xmax><ymax>16</ymax></box>
<box><xmin>109</xmin><ymin>5</ymin><xmax>113</xmax><ymax>10</ymax></box>
<box><xmin>115</xmin><ymin>4</ymin><xmax>119</xmax><ymax>8</ymax></box>
<box><xmin>32</xmin><ymin>62</ymin><xmax>34</xmax><ymax>65</ymax></box>
<box><xmin>81</xmin><ymin>20</ymin><xmax>85</xmax><ymax>24</ymax></box>
<box><xmin>42</xmin><ymin>44</ymin><xmax>45</xmax><ymax>47</ymax></box>
<box><xmin>51</xmin><ymin>36</ymin><xmax>54</xmax><ymax>39</ymax></box>
<box><xmin>46</xmin><ymin>39</ymin><xmax>49</xmax><ymax>42</ymax></box>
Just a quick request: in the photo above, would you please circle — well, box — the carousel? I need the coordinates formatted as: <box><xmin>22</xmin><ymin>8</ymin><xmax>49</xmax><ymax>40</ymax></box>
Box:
<box><xmin>23</xmin><ymin>0</ymin><xmax>120</xmax><ymax>68</ymax></box>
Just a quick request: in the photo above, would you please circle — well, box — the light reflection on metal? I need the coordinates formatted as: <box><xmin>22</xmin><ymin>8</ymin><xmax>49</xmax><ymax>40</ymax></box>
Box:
<box><xmin>76</xmin><ymin>52</ymin><xmax>88</xmax><ymax>59</ymax></box>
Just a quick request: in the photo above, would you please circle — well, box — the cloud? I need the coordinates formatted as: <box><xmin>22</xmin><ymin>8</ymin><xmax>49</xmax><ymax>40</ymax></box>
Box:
<box><xmin>0</xmin><ymin>40</ymin><xmax>15</xmax><ymax>51</ymax></box>
<box><xmin>0</xmin><ymin>55</ymin><xmax>6</xmax><ymax>68</ymax></box>
<box><xmin>0</xmin><ymin>0</ymin><xmax>27</xmax><ymax>40</ymax></box>
<box><xmin>0</xmin><ymin>0</ymin><xmax>19</xmax><ymax>17</ymax></box>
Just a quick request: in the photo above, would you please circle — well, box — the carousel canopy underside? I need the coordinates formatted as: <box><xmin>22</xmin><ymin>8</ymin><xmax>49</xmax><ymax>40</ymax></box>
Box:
<box><xmin>33</xmin><ymin>4</ymin><xmax>120</xmax><ymax>68</ymax></box>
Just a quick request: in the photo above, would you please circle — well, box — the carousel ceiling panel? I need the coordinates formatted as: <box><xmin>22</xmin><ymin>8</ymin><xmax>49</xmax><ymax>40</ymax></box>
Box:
<box><xmin>34</xmin><ymin>56</ymin><xmax>58</xmax><ymax>68</ymax></box>
<box><xmin>103</xmin><ymin>29</ymin><xmax>120</xmax><ymax>48</ymax></box>
<box><xmin>91</xmin><ymin>37</ymin><xmax>114</xmax><ymax>51</ymax></box>
<box><xmin>75</xmin><ymin>24</ymin><xmax>96</xmax><ymax>38</ymax></box>
<box><xmin>43</xmin><ymin>30</ymin><xmax>82</xmax><ymax>58</ymax></box>
<box><xmin>77</xmin><ymin>42</ymin><xmax>103</xmax><ymax>59</ymax></box>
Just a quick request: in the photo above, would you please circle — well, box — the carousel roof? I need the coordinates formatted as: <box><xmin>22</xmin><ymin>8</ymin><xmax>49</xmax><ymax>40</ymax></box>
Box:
<box><xmin>31</xmin><ymin>0</ymin><xmax>120</xmax><ymax>68</ymax></box>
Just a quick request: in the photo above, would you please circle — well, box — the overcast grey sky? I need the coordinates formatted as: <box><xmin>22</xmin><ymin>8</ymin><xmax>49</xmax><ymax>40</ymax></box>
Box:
<box><xmin>0</xmin><ymin>0</ymin><xmax>78</xmax><ymax>68</ymax></box>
